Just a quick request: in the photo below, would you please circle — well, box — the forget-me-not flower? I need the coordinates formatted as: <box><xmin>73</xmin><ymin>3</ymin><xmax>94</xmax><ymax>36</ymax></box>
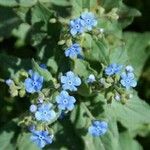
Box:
<box><xmin>70</xmin><ymin>18</ymin><xmax>85</xmax><ymax>36</ymax></box>
<box><xmin>30</xmin><ymin>129</ymin><xmax>53</xmax><ymax>148</ymax></box>
<box><xmin>87</xmin><ymin>74</ymin><xmax>96</xmax><ymax>83</ymax></box>
<box><xmin>35</xmin><ymin>103</ymin><xmax>56</xmax><ymax>122</ymax></box>
<box><xmin>24</xmin><ymin>71</ymin><xmax>43</xmax><ymax>93</ymax></box>
<box><xmin>120</xmin><ymin>72</ymin><xmax>137</xmax><ymax>89</ymax></box>
<box><xmin>125</xmin><ymin>65</ymin><xmax>134</xmax><ymax>72</ymax></box>
<box><xmin>56</xmin><ymin>91</ymin><xmax>76</xmax><ymax>111</ymax></box>
<box><xmin>5</xmin><ymin>79</ymin><xmax>13</xmax><ymax>86</ymax></box>
<box><xmin>61</xmin><ymin>71</ymin><xmax>81</xmax><ymax>91</ymax></box>
<box><xmin>81</xmin><ymin>11</ymin><xmax>97</xmax><ymax>31</ymax></box>
<box><xmin>105</xmin><ymin>64</ymin><xmax>122</xmax><ymax>76</ymax></box>
<box><xmin>65</xmin><ymin>43</ymin><xmax>82</xmax><ymax>58</ymax></box>
<box><xmin>88</xmin><ymin>120</ymin><xmax>108</xmax><ymax>137</ymax></box>
<box><xmin>30</xmin><ymin>104</ymin><xmax>37</xmax><ymax>113</ymax></box>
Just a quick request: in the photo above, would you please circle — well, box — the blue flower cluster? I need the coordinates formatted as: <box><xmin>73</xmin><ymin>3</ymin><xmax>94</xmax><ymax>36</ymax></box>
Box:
<box><xmin>88</xmin><ymin>120</ymin><xmax>108</xmax><ymax>137</ymax></box>
<box><xmin>65</xmin><ymin>11</ymin><xmax>97</xmax><ymax>59</ymax></box>
<box><xmin>29</xmin><ymin>103</ymin><xmax>56</xmax><ymax>148</ymax></box>
<box><xmin>56</xmin><ymin>71</ymin><xmax>81</xmax><ymax>111</ymax></box>
<box><xmin>105</xmin><ymin>64</ymin><xmax>137</xmax><ymax>89</ymax></box>
<box><xmin>23</xmin><ymin>69</ymin><xmax>82</xmax><ymax>148</ymax></box>
<box><xmin>70</xmin><ymin>11</ymin><xmax>97</xmax><ymax>36</ymax></box>
<box><xmin>105</xmin><ymin>63</ymin><xmax>122</xmax><ymax>76</ymax></box>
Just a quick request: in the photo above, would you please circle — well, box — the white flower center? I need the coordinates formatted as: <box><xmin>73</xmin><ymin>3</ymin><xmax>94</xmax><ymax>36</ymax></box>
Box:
<box><xmin>63</xmin><ymin>99</ymin><xmax>68</xmax><ymax>104</ymax></box>
<box><xmin>68</xmin><ymin>81</ymin><xmax>72</xmax><ymax>85</ymax></box>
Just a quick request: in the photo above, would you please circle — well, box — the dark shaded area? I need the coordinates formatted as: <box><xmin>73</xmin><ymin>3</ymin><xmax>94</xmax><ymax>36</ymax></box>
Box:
<box><xmin>124</xmin><ymin>0</ymin><xmax>150</xmax><ymax>32</ymax></box>
<box><xmin>124</xmin><ymin>1</ymin><xmax>150</xmax><ymax>149</ymax></box>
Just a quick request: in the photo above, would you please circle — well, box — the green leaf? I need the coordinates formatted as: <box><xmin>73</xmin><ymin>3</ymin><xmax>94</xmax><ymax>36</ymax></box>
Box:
<box><xmin>70</xmin><ymin>103</ymin><xmax>121</xmax><ymax>150</ymax></box>
<box><xmin>123</xmin><ymin>32</ymin><xmax>150</xmax><ymax>77</ymax></box>
<box><xmin>32</xmin><ymin>59</ymin><xmax>53</xmax><ymax>82</ymax></box>
<box><xmin>17</xmin><ymin>133</ymin><xmax>40</xmax><ymax>150</ymax></box>
<box><xmin>71</xmin><ymin>0</ymin><xmax>97</xmax><ymax>16</ymax></box>
<box><xmin>101</xmin><ymin>0</ymin><xmax>121</xmax><ymax>10</ymax></box>
<box><xmin>77</xmin><ymin>83</ymin><xmax>92</xmax><ymax>97</ymax></box>
<box><xmin>0</xmin><ymin>119</ymin><xmax>18</xmax><ymax>150</ymax></box>
<box><xmin>47</xmin><ymin>57</ymin><xmax>58</xmax><ymax>74</ymax></box>
<box><xmin>118</xmin><ymin>4</ymin><xmax>141</xmax><ymax>28</ymax></box>
<box><xmin>0</xmin><ymin>7</ymin><xmax>22</xmax><ymax>38</ymax></box>
<box><xmin>83</xmin><ymin>33</ymin><xmax>110</xmax><ymax>64</ymax></box>
<box><xmin>50</xmin><ymin>0</ymin><xmax>71</xmax><ymax>6</ymax></box>
<box><xmin>0</xmin><ymin>0</ymin><xmax>18</xmax><ymax>7</ymax></box>
<box><xmin>12</xmin><ymin>23</ymin><xmax>30</xmax><ymax>47</ymax></box>
<box><xmin>107</xmin><ymin>93</ymin><xmax>150</xmax><ymax>132</ymax></box>
<box><xmin>31</xmin><ymin>2</ymin><xmax>53</xmax><ymax>24</ymax></box>
<box><xmin>0</xmin><ymin>131</ymin><xmax>15</xmax><ymax>150</ymax></box>
<box><xmin>73</xmin><ymin>59</ymin><xmax>96</xmax><ymax>77</ymax></box>
<box><xmin>0</xmin><ymin>0</ymin><xmax>37</xmax><ymax>7</ymax></box>
<box><xmin>119</xmin><ymin>132</ymin><xmax>143</xmax><ymax>150</ymax></box>
<box><xmin>109</xmin><ymin>45</ymin><xmax>128</xmax><ymax>64</ymax></box>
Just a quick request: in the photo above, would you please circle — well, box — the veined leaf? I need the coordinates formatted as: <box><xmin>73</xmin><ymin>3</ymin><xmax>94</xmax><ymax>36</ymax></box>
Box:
<box><xmin>106</xmin><ymin>93</ymin><xmax>150</xmax><ymax>131</ymax></box>
<box><xmin>123</xmin><ymin>32</ymin><xmax>150</xmax><ymax>77</ymax></box>
<box><xmin>32</xmin><ymin>59</ymin><xmax>53</xmax><ymax>82</ymax></box>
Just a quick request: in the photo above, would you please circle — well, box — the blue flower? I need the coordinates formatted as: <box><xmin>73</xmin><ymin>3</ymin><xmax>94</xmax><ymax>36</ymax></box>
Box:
<box><xmin>88</xmin><ymin>120</ymin><xmax>108</xmax><ymax>137</ymax></box>
<box><xmin>30</xmin><ymin>129</ymin><xmax>53</xmax><ymax>148</ymax></box>
<box><xmin>30</xmin><ymin>104</ymin><xmax>37</xmax><ymax>113</ymax></box>
<box><xmin>56</xmin><ymin>91</ymin><xmax>76</xmax><ymax>111</ymax></box>
<box><xmin>125</xmin><ymin>65</ymin><xmax>134</xmax><ymax>72</ymax></box>
<box><xmin>70</xmin><ymin>18</ymin><xmax>85</xmax><ymax>36</ymax></box>
<box><xmin>5</xmin><ymin>79</ymin><xmax>13</xmax><ymax>86</ymax></box>
<box><xmin>61</xmin><ymin>71</ymin><xmax>81</xmax><ymax>91</ymax></box>
<box><xmin>65</xmin><ymin>43</ymin><xmax>82</xmax><ymax>58</ymax></box>
<box><xmin>87</xmin><ymin>74</ymin><xmax>96</xmax><ymax>83</ymax></box>
<box><xmin>120</xmin><ymin>72</ymin><xmax>137</xmax><ymax>89</ymax></box>
<box><xmin>81</xmin><ymin>11</ymin><xmax>97</xmax><ymax>31</ymax></box>
<box><xmin>35</xmin><ymin>103</ymin><xmax>56</xmax><ymax>122</ymax></box>
<box><xmin>105</xmin><ymin>64</ymin><xmax>122</xmax><ymax>76</ymax></box>
<box><xmin>24</xmin><ymin>71</ymin><xmax>43</xmax><ymax>93</ymax></box>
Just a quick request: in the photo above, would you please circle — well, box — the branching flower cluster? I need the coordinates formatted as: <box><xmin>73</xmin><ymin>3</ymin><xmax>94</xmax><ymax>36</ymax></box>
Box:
<box><xmin>5</xmin><ymin>10</ymin><xmax>137</xmax><ymax>149</ymax></box>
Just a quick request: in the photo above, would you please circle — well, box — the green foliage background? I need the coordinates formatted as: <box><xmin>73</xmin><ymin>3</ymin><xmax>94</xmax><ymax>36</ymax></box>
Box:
<box><xmin>0</xmin><ymin>0</ymin><xmax>149</xmax><ymax>150</ymax></box>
